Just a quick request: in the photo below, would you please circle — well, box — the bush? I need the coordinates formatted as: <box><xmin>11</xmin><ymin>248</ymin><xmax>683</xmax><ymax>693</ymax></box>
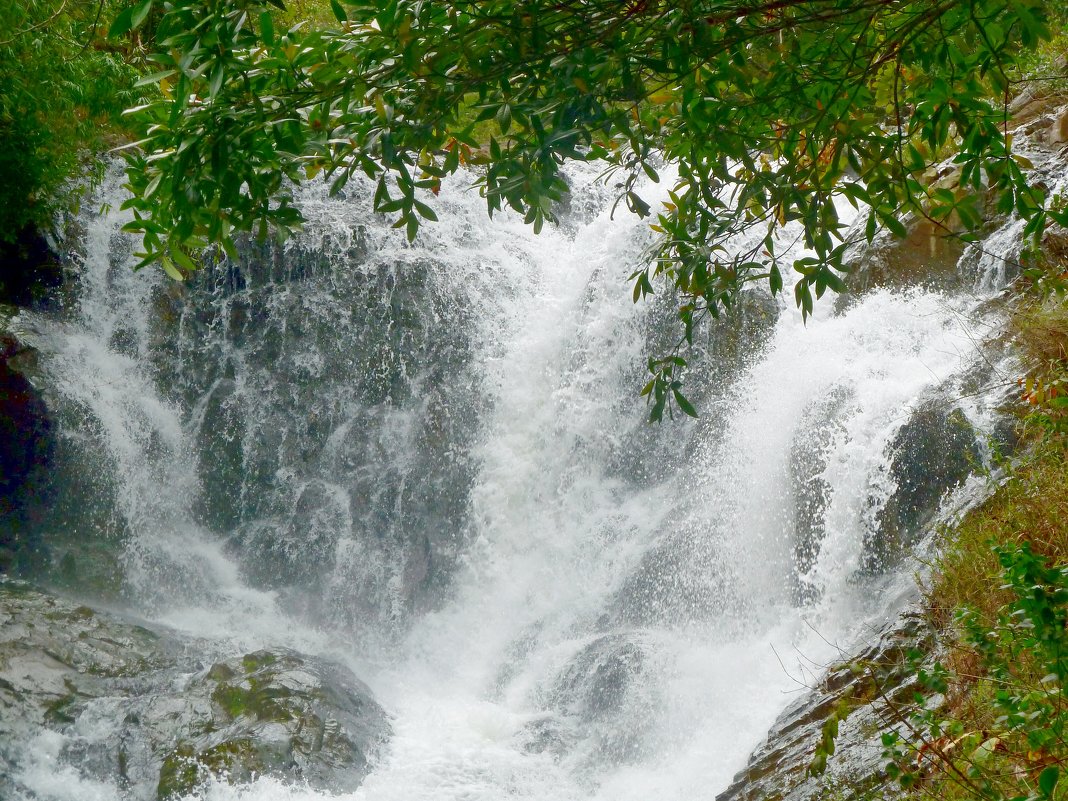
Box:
<box><xmin>0</xmin><ymin>0</ymin><xmax>144</xmax><ymax>238</ymax></box>
<box><xmin>880</xmin><ymin>543</ymin><xmax>1068</xmax><ymax>801</ymax></box>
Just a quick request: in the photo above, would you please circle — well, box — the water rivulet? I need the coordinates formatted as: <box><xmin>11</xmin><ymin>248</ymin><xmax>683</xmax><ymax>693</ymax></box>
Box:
<box><xmin>4</xmin><ymin>160</ymin><xmax>1022</xmax><ymax>800</ymax></box>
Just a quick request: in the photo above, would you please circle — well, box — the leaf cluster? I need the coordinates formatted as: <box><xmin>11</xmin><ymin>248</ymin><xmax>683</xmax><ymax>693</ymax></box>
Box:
<box><xmin>0</xmin><ymin>0</ymin><xmax>145</xmax><ymax>237</ymax></box>
<box><xmin>116</xmin><ymin>0</ymin><xmax>1067</xmax><ymax>416</ymax></box>
<box><xmin>878</xmin><ymin>544</ymin><xmax>1068</xmax><ymax>801</ymax></box>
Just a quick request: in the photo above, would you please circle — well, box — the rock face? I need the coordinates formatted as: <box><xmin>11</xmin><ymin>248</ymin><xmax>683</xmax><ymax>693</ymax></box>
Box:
<box><xmin>789</xmin><ymin>385</ymin><xmax>857</xmax><ymax>602</ymax></box>
<box><xmin>0</xmin><ymin>226</ymin><xmax>63</xmax><ymax>309</ymax></box>
<box><xmin>0</xmin><ymin>581</ymin><xmax>390</xmax><ymax>800</ymax></box>
<box><xmin>1050</xmin><ymin>106</ymin><xmax>1068</xmax><ymax>146</ymax></box>
<box><xmin>155</xmin><ymin>243</ymin><xmax>487</xmax><ymax>627</ymax></box>
<box><xmin>0</xmin><ymin>331</ymin><xmax>54</xmax><ymax>573</ymax></box>
<box><xmin>863</xmin><ymin>402</ymin><xmax>980</xmax><ymax>573</ymax></box>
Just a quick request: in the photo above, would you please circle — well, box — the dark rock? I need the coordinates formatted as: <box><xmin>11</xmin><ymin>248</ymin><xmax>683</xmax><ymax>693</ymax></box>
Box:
<box><xmin>0</xmin><ymin>581</ymin><xmax>390</xmax><ymax>800</ymax></box>
<box><xmin>0</xmin><ymin>333</ymin><xmax>54</xmax><ymax>573</ymax></box>
<box><xmin>789</xmin><ymin>384</ymin><xmax>857</xmax><ymax>602</ymax></box>
<box><xmin>841</xmin><ymin>219</ymin><xmax>967</xmax><ymax>307</ymax></box>
<box><xmin>193</xmin><ymin>378</ymin><xmax>246</xmax><ymax>532</ymax></box>
<box><xmin>1050</xmin><ymin>106</ymin><xmax>1068</xmax><ymax>146</ymax></box>
<box><xmin>607</xmin><ymin>526</ymin><xmax>742</xmax><ymax>628</ymax></box>
<box><xmin>863</xmin><ymin>403</ymin><xmax>980</xmax><ymax>572</ymax></box>
<box><xmin>0</xmin><ymin>225</ymin><xmax>63</xmax><ymax>309</ymax></box>
<box><xmin>611</xmin><ymin>287</ymin><xmax>779</xmax><ymax>486</ymax></box>
<box><xmin>154</xmin><ymin>244</ymin><xmax>486</xmax><ymax>629</ymax></box>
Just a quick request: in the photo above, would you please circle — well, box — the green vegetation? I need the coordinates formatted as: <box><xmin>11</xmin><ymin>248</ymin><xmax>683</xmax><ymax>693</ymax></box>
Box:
<box><xmin>877</xmin><ymin>536</ymin><xmax>1068</xmax><ymax>801</ymax></box>
<box><xmin>817</xmin><ymin>265</ymin><xmax>1068</xmax><ymax>800</ymax></box>
<box><xmin>0</xmin><ymin>0</ymin><xmax>145</xmax><ymax>238</ymax></box>
<box><xmin>113</xmin><ymin>0</ymin><xmax>1066</xmax><ymax>417</ymax></box>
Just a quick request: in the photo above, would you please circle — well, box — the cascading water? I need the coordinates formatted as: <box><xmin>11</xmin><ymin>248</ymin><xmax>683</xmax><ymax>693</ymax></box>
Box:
<box><xmin>9</xmin><ymin>159</ymin><xmax>1017</xmax><ymax>801</ymax></box>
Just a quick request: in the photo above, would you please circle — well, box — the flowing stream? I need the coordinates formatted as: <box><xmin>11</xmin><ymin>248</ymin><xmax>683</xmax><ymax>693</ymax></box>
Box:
<box><xmin>11</xmin><ymin>161</ymin><xmax>1016</xmax><ymax>800</ymax></box>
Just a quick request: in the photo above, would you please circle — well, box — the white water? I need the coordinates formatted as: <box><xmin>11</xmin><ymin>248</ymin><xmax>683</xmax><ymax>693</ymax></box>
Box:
<box><xmin>14</xmin><ymin>163</ymin><xmax>1013</xmax><ymax>801</ymax></box>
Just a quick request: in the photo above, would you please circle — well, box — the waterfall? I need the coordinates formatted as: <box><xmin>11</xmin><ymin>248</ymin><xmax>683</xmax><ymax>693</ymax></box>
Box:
<box><xmin>11</xmin><ymin>160</ymin><xmax>1014</xmax><ymax>801</ymax></box>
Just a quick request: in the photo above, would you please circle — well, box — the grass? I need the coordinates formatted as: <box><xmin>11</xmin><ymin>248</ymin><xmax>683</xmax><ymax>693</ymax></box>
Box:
<box><xmin>928</xmin><ymin>435</ymin><xmax>1068</xmax><ymax>627</ymax></box>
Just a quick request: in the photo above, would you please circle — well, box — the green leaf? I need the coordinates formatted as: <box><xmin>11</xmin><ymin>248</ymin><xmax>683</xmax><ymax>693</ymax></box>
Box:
<box><xmin>170</xmin><ymin>248</ymin><xmax>198</xmax><ymax>272</ymax></box>
<box><xmin>496</xmin><ymin>104</ymin><xmax>512</xmax><ymax>134</ymax></box>
<box><xmin>413</xmin><ymin>200</ymin><xmax>438</xmax><ymax>221</ymax></box>
<box><xmin>769</xmin><ymin>265</ymin><xmax>783</xmax><ymax>295</ymax></box>
<box><xmin>881</xmin><ymin>212</ymin><xmax>907</xmax><ymax>239</ymax></box>
<box><xmin>260</xmin><ymin>12</ymin><xmax>275</xmax><ymax>45</ymax></box>
<box><xmin>161</xmin><ymin>256</ymin><xmax>184</xmax><ymax>282</ymax></box>
<box><xmin>134</xmin><ymin>69</ymin><xmax>177</xmax><ymax>88</ymax></box>
<box><xmin>107</xmin><ymin>6</ymin><xmax>135</xmax><ymax>38</ymax></box>
<box><xmin>628</xmin><ymin>191</ymin><xmax>650</xmax><ymax>218</ymax></box>
<box><xmin>822</xmin><ymin>269</ymin><xmax>847</xmax><ymax>294</ymax></box>
<box><xmin>673</xmin><ymin>388</ymin><xmax>698</xmax><ymax>418</ymax></box>
<box><xmin>131</xmin><ymin>0</ymin><xmax>154</xmax><ymax>30</ymax></box>
<box><xmin>1040</xmin><ymin>766</ymin><xmax>1060</xmax><ymax>797</ymax></box>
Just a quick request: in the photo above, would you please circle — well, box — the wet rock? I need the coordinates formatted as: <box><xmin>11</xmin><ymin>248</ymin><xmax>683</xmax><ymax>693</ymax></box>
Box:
<box><xmin>159</xmin><ymin>248</ymin><xmax>485</xmax><ymax>628</ymax></box>
<box><xmin>0</xmin><ymin>226</ymin><xmax>63</xmax><ymax>309</ymax></box>
<box><xmin>607</xmin><ymin>527</ymin><xmax>741</xmax><ymax>628</ymax></box>
<box><xmin>1010</xmin><ymin>88</ymin><xmax>1041</xmax><ymax>117</ymax></box>
<box><xmin>613</xmin><ymin>288</ymin><xmax>779</xmax><ymax>485</ymax></box>
<box><xmin>152</xmin><ymin>649</ymin><xmax>389</xmax><ymax>799</ymax></box>
<box><xmin>863</xmin><ymin>403</ymin><xmax>980</xmax><ymax>573</ymax></box>
<box><xmin>0</xmin><ymin>332</ymin><xmax>54</xmax><ymax>573</ymax></box>
<box><xmin>527</xmin><ymin>634</ymin><xmax>658</xmax><ymax>769</ymax></box>
<box><xmin>1050</xmin><ymin>107</ymin><xmax>1068</xmax><ymax>146</ymax></box>
<box><xmin>716</xmin><ymin>608</ymin><xmax>937</xmax><ymax>801</ymax></box>
<box><xmin>841</xmin><ymin>219</ymin><xmax>967</xmax><ymax>304</ymax></box>
<box><xmin>0</xmin><ymin>581</ymin><xmax>390</xmax><ymax>800</ymax></box>
<box><xmin>193</xmin><ymin>378</ymin><xmax>246</xmax><ymax>532</ymax></box>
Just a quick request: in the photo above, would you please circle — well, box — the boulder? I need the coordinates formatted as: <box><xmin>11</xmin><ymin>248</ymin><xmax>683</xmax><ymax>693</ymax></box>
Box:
<box><xmin>1050</xmin><ymin>107</ymin><xmax>1068</xmax><ymax>146</ymax></box>
<box><xmin>526</xmin><ymin>633</ymin><xmax>658</xmax><ymax>769</ymax></box>
<box><xmin>0</xmin><ymin>581</ymin><xmax>390</xmax><ymax>800</ymax></box>
<box><xmin>841</xmin><ymin>218</ymin><xmax>967</xmax><ymax>303</ymax></box>
<box><xmin>788</xmin><ymin>384</ymin><xmax>856</xmax><ymax>602</ymax></box>
<box><xmin>153</xmin><ymin>649</ymin><xmax>389</xmax><ymax>799</ymax></box>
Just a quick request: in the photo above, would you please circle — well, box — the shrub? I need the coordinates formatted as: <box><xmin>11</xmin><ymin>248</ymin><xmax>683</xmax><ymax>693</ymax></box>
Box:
<box><xmin>0</xmin><ymin>0</ymin><xmax>144</xmax><ymax>238</ymax></box>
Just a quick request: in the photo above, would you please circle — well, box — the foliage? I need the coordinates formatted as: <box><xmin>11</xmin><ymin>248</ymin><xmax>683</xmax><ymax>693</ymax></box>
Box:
<box><xmin>931</xmin><ymin>436</ymin><xmax>1068</xmax><ymax>631</ymax></box>
<box><xmin>1013</xmin><ymin>8</ymin><xmax>1068</xmax><ymax>96</ymax></box>
<box><xmin>878</xmin><ymin>543</ymin><xmax>1068</xmax><ymax>801</ymax></box>
<box><xmin>116</xmin><ymin>0</ymin><xmax>1067</xmax><ymax>416</ymax></box>
<box><xmin>1012</xmin><ymin>272</ymin><xmax>1068</xmax><ymax>436</ymax></box>
<box><xmin>0</xmin><ymin>0</ymin><xmax>144</xmax><ymax>238</ymax></box>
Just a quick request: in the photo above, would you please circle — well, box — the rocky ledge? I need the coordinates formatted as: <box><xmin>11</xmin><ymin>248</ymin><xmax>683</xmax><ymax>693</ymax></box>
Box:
<box><xmin>716</xmin><ymin>607</ymin><xmax>937</xmax><ymax>801</ymax></box>
<box><xmin>0</xmin><ymin>580</ymin><xmax>390</xmax><ymax>800</ymax></box>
